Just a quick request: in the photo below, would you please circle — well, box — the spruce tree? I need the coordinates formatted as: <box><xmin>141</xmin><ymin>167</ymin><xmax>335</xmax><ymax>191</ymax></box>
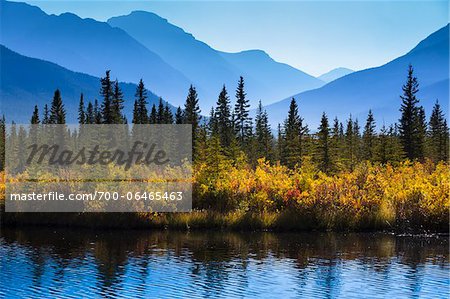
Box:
<box><xmin>175</xmin><ymin>107</ymin><xmax>184</xmax><ymax>124</ymax></box>
<box><xmin>100</xmin><ymin>70</ymin><xmax>113</xmax><ymax>123</ymax></box>
<box><xmin>282</xmin><ymin>98</ymin><xmax>307</xmax><ymax>168</ymax></box>
<box><xmin>42</xmin><ymin>104</ymin><xmax>49</xmax><ymax>124</ymax></box>
<box><xmin>362</xmin><ymin>110</ymin><xmax>376</xmax><ymax>161</ymax></box>
<box><xmin>94</xmin><ymin>99</ymin><xmax>102</xmax><ymax>124</ymax></box>
<box><xmin>316</xmin><ymin>112</ymin><xmax>332</xmax><ymax>173</ymax></box>
<box><xmin>375</xmin><ymin>124</ymin><xmax>404</xmax><ymax>164</ymax></box>
<box><xmin>215</xmin><ymin>85</ymin><xmax>233</xmax><ymax>148</ymax></box>
<box><xmin>78</xmin><ymin>93</ymin><xmax>85</xmax><ymax>124</ymax></box>
<box><xmin>132</xmin><ymin>100</ymin><xmax>139</xmax><ymax>124</ymax></box>
<box><xmin>428</xmin><ymin>101</ymin><xmax>449</xmax><ymax>162</ymax></box>
<box><xmin>86</xmin><ymin>101</ymin><xmax>95</xmax><ymax>124</ymax></box>
<box><xmin>344</xmin><ymin>115</ymin><xmax>356</xmax><ymax>170</ymax></box>
<box><xmin>157</xmin><ymin>98</ymin><xmax>165</xmax><ymax>124</ymax></box>
<box><xmin>149</xmin><ymin>104</ymin><xmax>157</xmax><ymax>124</ymax></box>
<box><xmin>184</xmin><ymin>85</ymin><xmax>202</xmax><ymax>150</ymax></box>
<box><xmin>331</xmin><ymin>117</ymin><xmax>344</xmax><ymax>167</ymax></box>
<box><xmin>208</xmin><ymin>107</ymin><xmax>218</xmax><ymax>136</ymax></box>
<box><xmin>398</xmin><ymin>64</ymin><xmax>422</xmax><ymax>160</ymax></box>
<box><xmin>276</xmin><ymin>123</ymin><xmax>283</xmax><ymax>162</ymax></box>
<box><xmin>254</xmin><ymin>100</ymin><xmax>273</xmax><ymax>161</ymax></box>
<box><xmin>135</xmin><ymin>79</ymin><xmax>149</xmax><ymax>124</ymax></box>
<box><xmin>234</xmin><ymin>76</ymin><xmax>252</xmax><ymax>147</ymax></box>
<box><xmin>49</xmin><ymin>89</ymin><xmax>66</xmax><ymax>124</ymax></box>
<box><xmin>31</xmin><ymin>105</ymin><xmax>40</xmax><ymax>124</ymax></box>
<box><xmin>164</xmin><ymin>104</ymin><xmax>174</xmax><ymax>124</ymax></box>
<box><xmin>111</xmin><ymin>80</ymin><xmax>125</xmax><ymax>124</ymax></box>
<box><xmin>353</xmin><ymin>118</ymin><xmax>362</xmax><ymax>162</ymax></box>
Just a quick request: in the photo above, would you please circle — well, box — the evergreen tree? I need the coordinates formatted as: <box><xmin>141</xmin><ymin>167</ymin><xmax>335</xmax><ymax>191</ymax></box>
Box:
<box><xmin>49</xmin><ymin>89</ymin><xmax>66</xmax><ymax>124</ymax></box>
<box><xmin>94</xmin><ymin>99</ymin><xmax>102</xmax><ymax>124</ymax></box>
<box><xmin>78</xmin><ymin>93</ymin><xmax>85</xmax><ymax>124</ymax></box>
<box><xmin>184</xmin><ymin>85</ymin><xmax>202</xmax><ymax>151</ymax></box>
<box><xmin>254</xmin><ymin>100</ymin><xmax>273</xmax><ymax>161</ymax></box>
<box><xmin>362</xmin><ymin>110</ymin><xmax>376</xmax><ymax>161</ymax></box>
<box><xmin>100</xmin><ymin>70</ymin><xmax>113</xmax><ymax>123</ymax></box>
<box><xmin>157</xmin><ymin>98</ymin><xmax>165</xmax><ymax>124</ymax></box>
<box><xmin>175</xmin><ymin>107</ymin><xmax>184</xmax><ymax>124</ymax></box>
<box><xmin>42</xmin><ymin>104</ymin><xmax>49</xmax><ymax>124</ymax></box>
<box><xmin>86</xmin><ymin>101</ymin><xmax>95</xmax><ymax>124</ymax></box>
<box><xmin>134</xmin><ymin>79</ymin><xmax>149</xmax><ymax>124</ymax></box>
<box><xmin>132</xmin><ymin>100</ymin><xmax>139</xmax><ymax>124</ymax></box>
<box><xmin>215</xmin><ymin>85</ymin><xmax>233</xmax><ymax>148</ymax></box>
<box><xmin>208</xmin><ymin>107</ymin><xmax>218</xmax><ymax>136</ymax></box>
<box><xmin>149</xmin><ymin>104</ymin><xmax>157</xmax><ymax>124</ymax></box>
<box><xmin>353</xmin><ymin>118</ymin><xmax>362</xmax><ymax>161</ymax></box>
<box><xmin>276</xmin><ymin>123</ymin><xmax>283</xmax><ymax>162</ymax></box>
<box><xmin>164</xmin><ymin>104</ymin><xmax>174</xmax><ymax>124</ymax></box>
<box><xmin>233</xmin><ymin>76</ymin><xmax>252</xmax><ymax>147</ymax></box>
<box><xmin>398</xmin><ymin>64</ymin><xmax>423</xmax><ymax>160</ymax></box>
<box><xmin>316</xmin><ymin>112</ymin><xmax>332</xmax><ymax>173</ymax></box>
<box><xmin>428</xmin><ymin>101</ymin><xmax>449</xmax><ymax>162</ymax></box>
<box><xmin>31</xmin><ymin>105</ymin><xmax>40</xmax><ymax>124</ymax></box>
<box><xmin>282</xmin><ymin>98</ymin><xmax>307</xmax><ymax>168</ymax></box>
<box><xmin>344</xmin><ymin>115</ymin><xmax>357</xmax><ymax>170</ymax></box>
<box><xmin>375</xmin><ymin>124</ymin><xmax>404</xmax><ymax>164</ymax></box>
<box><xmin>111</xmin><ymin>80</ymin><xmax>125</xmax><ymax>123</ymax></box>
<box><xmin>331</xmin><ymin>117</ymin><xmax>344</xmax><ymax>167</ymax></box>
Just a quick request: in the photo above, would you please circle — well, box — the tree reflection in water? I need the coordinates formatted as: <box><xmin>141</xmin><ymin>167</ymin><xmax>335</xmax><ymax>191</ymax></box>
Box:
<box><xmin>1</xmin><ymin>228</ymin><xmax>448</xmax><ymax>298</ymax></box>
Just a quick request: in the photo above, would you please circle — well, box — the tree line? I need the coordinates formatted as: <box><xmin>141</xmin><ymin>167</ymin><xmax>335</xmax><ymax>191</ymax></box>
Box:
<box><xmin>0</xmin><ymin>64</ymin><xmax>447</xmax><ymax>172</ymax></box>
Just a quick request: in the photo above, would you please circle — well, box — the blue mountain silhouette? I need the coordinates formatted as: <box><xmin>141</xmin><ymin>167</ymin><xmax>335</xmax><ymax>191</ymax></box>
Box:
<box><xmin>0</xmin><ymin>0</ymin><xmax>191</xmax><ymax>105</ymax></box>
<box><xmin>0</xmin><ymin>45</ymin><xmax>170</xmax><ymax>123</ymax></box>
<box><xmin>108</xmin><ymin>11</ymin><xmax>324</xmax><ymax>109</ymax></box>
<box><xmin>265</xmin><ymin>24</ymin><xmax>449</xmax><ymax>129</ymax></box>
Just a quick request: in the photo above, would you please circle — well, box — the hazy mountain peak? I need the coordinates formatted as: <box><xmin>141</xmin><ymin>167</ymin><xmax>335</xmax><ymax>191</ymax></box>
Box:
<box><xmin>409</xmin><ymin>23</ymin><xmax>449</xmax><ymax>54</ymax></box>
<box><xmin>1</xmin><ymin>0</ymin><xmax>192</xmax><ymax>104</ymax></box>
<box><xmin>108</xmin><ymin>11</ymin><xmax>324</xmax><ymax>108</ymax></box>
<box><xmin>109</xmin><ymin>10</ymin><xmax>195</xmax><ymax>40</ymax></box>
<box><xmin>235</xmin><ymin>49</ymin><xmax>271</xmax><ymax>58</ymax></box>
<box><xmin>318</xmin><ymin>67</ymin><xmax>354</xmax><ymax>83</ymax></box>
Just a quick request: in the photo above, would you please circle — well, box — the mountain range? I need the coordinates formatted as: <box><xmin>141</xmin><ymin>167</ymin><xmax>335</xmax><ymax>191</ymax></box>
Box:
<box><xmin>1</xmin><ymin>1</ymin><xmax>323</xmax><ymax>110</ymax></box>
<box><xmin>108</xmin><ymin>11</ymin><xmax>324</xmax><ymax>108</ymax></box>
<box><xmin>0</xmin><ymin>0</ymin><xmax>448</xmax><ymax>128</ymax></box>
<box><xmin>264</xmin><ymin>24</ymin><xmax>449</xmax><ymax>128</ymax></box>
<box><xmin>0</xmin><ymin>45</ymin><xmax>165</xmax><ymax>123</ymax></box>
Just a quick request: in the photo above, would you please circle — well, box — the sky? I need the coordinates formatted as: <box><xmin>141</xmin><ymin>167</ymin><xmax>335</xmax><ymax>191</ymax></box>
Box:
<box><xmin>19</xmin><ymin>0</ymin><xmax>448</xmax><ymax>77</ymax></box>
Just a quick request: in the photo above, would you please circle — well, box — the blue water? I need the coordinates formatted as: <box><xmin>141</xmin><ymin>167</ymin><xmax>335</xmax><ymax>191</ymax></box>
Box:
<box><xmin>0</xmin><ymin>229</ymin><xmax>448</xmax><ymax>298</ymax></box>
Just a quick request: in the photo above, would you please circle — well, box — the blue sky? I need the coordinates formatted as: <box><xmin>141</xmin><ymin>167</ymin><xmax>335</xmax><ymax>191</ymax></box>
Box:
<box><xmin>20</xmin><ymin>0</ymin><xmax>448</xmax><ymax>76</ymax></box>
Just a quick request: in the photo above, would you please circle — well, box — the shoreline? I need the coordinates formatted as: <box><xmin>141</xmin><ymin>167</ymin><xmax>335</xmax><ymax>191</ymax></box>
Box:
<box><xmin>2</xmin><ymin>210</ymin><xmax>448</xmax><ymax>234</ymax></box>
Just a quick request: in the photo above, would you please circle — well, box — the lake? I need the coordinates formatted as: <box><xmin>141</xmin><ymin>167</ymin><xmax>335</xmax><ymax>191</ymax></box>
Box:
<box><xmin>0</xmin><ymin>228</ymin><xmax>448</xmax><ymax>298</ymax></box>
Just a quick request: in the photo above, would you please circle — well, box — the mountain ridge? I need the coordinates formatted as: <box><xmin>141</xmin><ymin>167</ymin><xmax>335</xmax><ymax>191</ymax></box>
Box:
<box><xmin>107</xmin><ymin>10</ymin><xmax>324</xmax><ymax>109</ymax></box>
<box><xmin>0</xmin><ymin>0</ymin><xmax>192</xmax><ymax>105</ymax></box>
<box><xmin>264</xmin><ymin>24</ymin><xmax>449</xmax><ymax>129</ymax></box>
<box><xmin>0</xmin><ymin>45</ymin><xmax>173</xmax><ymax>124</ymax></box>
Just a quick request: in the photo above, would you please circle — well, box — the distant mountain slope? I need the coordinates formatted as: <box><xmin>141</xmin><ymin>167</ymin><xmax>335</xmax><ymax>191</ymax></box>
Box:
<box><xmin>318</xmin><ymin>67</ymin><xmax>354</xmax><ymax>83</ymax></box>
<box><xmin>0</xmin><ymin>45</ymin><xmax>167</xmax><ymax>123</ymax></box>
<box><xmin>0</xmin><ymin>0</ymin><xmax>191</xmax><ymax>105</ymax></box>
<box><xmin>265</xmin><ymin>24</ymin><xmax>449</xmax><ymax>129</ymax></box>
<box><xmin>218</xmin><ymin>50</ymin><xmax>324</xmax><ymax>105</ymax></box>
<box><xmin>108</xmin><ymin>11</ymin><xmax>324</xmax><ymax>109</ymax></box>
